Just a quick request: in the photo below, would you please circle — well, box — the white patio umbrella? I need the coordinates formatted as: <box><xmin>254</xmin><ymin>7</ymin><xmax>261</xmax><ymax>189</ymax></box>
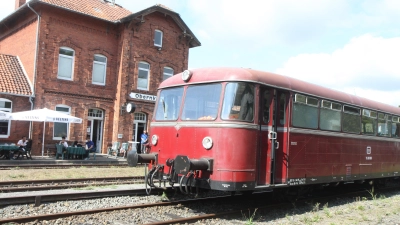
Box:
<box><xmin>10</xmin><ymin>108</ymin><xmax>82</xmax><ymax>157</ymax></box>
<box><xmin>0</xmin><ymin>111</ymin><xmax>11</xmax><ymax>120</ymax></box>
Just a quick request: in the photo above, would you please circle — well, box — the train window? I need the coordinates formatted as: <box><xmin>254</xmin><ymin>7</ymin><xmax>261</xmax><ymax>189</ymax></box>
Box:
<box><xmin>262</xmin><ymin>90</ymin><xmax>270</xmax><ymax>124</ymax></box>
<box><xmin>342</xmin><ymin>105</ymin><xmax>361</xmax><ymax>134</ymax></box>
<box><xmin>221</xmin><ymin>83</ymin><xmax>254</xmax><ymax>122</ymax></box>
<box><xmin>377</xmin><ymin>113</ymin><xmax>391</xmax><ymax>136</ymax></box>
<box><xmin>392</xmin><ymin>116</ymin><xmax>400</xmax><ymax>138</ymax></box>
<box><xmin>320</xmin><ymin>100</ymin><xmax>341</xmax><ymax>131</ymax></box>
<box><xmin>292</xmin><ymin>94</ymin><xmax>318</xmax><ymax>129</ymax></box>
<box><xmin>181</xmin><ymin>84</ymin><xmax>221</xmax><ymax>120</ymax></box>
<box><xmin>362</xmin><ymin>109</ymin><xmax>377</xmax><ymax>135</ymax></box>
<box><xmin>279</xmin><ymin>93</ymin><xmax>286</xmax><ymax>125</ymax></box>
<box><xmin>154</xmin><ymin>87</ymin><xmax>184</xmax><ymax>120</ymax></box>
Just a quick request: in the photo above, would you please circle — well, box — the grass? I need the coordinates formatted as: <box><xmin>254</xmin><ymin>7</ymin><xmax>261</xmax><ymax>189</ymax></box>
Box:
<box><xmin>0</xmin><ymin>167</ymin><xmax>145</xmax><ymax>181</ymax></box>
<box><xmin>242</xmin><ymin>208</ymin><xmax>258</xmax><ymax>225</ymax></box>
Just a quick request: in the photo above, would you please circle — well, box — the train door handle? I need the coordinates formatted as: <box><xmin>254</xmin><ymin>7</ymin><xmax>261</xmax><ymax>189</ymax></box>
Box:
<box><xmin>275</xmin><ymin>141</ymin><xmax>279</xmax><ymax>149</ymax></box>
<box><xmin>269</xmin><ymin>131</ymin><xmax>277</xmax><ymax>140</ymax></box>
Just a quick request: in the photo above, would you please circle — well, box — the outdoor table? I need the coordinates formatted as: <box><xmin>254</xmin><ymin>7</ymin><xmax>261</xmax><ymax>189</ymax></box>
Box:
<box><xmin>0</xmin><ymin>145</ymin><xmax>19</xmax><ymax>159</ymax></box>
<box><xmin>67</xmin><ymin>146</ymin><xmax>86</xmax><ymax>158</ymax></box>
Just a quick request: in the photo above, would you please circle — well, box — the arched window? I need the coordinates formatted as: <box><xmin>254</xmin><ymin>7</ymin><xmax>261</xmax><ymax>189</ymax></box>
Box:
<box><xmin>53</xmin><ymin>105</ymin><xmax>71</xmax><ymax>140</ymax></box>
<box><xmin>134</xmin><ymin>112</ymin><xmax>146</xmax><ymax>122</ymax></box>
<box><xmin>57</xmin><ymin>47</ymin><xmax>75</xmax><ymax>80</ymax></box>
<box><xmin>163</xmin><ymin>67</ymin><xmax>174</xmax><ymax>81</ymax></box>
<box><xmin>138</xmin><ymin>62</ymin><xmax>150</xmax><ymax>90</ymax></box>
<box><xmin>0</xmin><ymin>98</ymin><xmax>12</xmax><ymax>138</ymax></box>
<box><xmin>92</xmin><ymin>54</ymin><xmax>107</xmax><ymax>85</ymax></box>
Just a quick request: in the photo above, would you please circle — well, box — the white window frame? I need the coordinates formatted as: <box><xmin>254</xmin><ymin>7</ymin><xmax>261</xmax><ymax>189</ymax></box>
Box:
<box><xmin>137</xmin><ymin>62</ymin><xmax>150</xmax><ymax>90</ymax></box>
<box><xmin>0</xmin><ymin>98</ymin><xmax>12</xmax><ymax>138</ymax></box>
<box><xmin>53</xmin><ymin>105</ymin><xmax>71</xmax><ymax>140</ymax></box>
<box><xmin>154</xmin><ymin>29</ymin><xmax>163</xmax><ymax>47</ymax></box>
<box><xmin>92</xmin><ymin>54</ymin><xmax>107</xmax><ymax>85</ymax></box>
<box><xmin>57</xmin><ymin>47</ymin><xmax>75</xmax><ymax>80</ymax></box>
<box><xmin>163</xmin><ymin>67</ymin><xmax>174</xmax><ymax>81</ymax></box>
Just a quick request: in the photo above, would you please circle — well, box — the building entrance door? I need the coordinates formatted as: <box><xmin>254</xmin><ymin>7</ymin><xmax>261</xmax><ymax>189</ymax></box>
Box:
<box><xmin>87</xmin><ymin>109</ymin><xmax>104</xmax><ymax>153</ymax></box>
<box><xmin>133</xmin><ymin>113</ymin><xmax>147</xmax><ymax>153</ymax></box>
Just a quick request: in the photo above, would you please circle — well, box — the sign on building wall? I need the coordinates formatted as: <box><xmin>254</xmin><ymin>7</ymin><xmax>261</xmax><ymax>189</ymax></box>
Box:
<box><xmin>129</xmin><ymin>92</ymin><xmax>157</xmax><ymax>102</ymax></box>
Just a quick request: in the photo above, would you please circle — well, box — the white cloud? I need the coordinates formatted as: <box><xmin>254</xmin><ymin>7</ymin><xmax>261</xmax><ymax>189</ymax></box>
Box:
<box><xmin>187</xmin><ymin>0</ymin><xmax>351</xmax><ymax>46</ymax></box>
<box><xmin>275</xmin><ymin>34</ymin><xmax>400</xmax><ymax>106</ymax></box>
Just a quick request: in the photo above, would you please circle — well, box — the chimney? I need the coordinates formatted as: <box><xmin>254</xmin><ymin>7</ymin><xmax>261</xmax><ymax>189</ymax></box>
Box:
<box><xmin>15</xmin><ymin>0</ymin><xmax>26</xmax><ymax>10</ymax></box>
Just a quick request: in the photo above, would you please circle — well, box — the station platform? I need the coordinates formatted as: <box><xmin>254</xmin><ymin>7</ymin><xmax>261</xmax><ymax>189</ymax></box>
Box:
<box><xmin>0</xmin><ymin>154</ymin><xmax>128</xmax><ymax>165</ymax></box>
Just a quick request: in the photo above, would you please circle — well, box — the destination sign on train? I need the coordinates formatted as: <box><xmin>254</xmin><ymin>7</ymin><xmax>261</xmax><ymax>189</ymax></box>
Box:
<box><xmin>129</xmin><ymin>92</ymin><xmax>157</xmax><ymax>102</ymax></box>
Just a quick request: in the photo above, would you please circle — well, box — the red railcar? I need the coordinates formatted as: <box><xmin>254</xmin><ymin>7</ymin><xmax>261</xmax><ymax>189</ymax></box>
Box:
<box><xmin>128</xmin><ymin>68</ymin><xmax>400</xmax><ymax>194</ymax></box>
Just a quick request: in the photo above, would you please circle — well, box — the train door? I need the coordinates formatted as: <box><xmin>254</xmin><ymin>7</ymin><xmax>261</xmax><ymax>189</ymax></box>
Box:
<box><xmin>257</xmin><ymin>87</ymin><xmax>275</xmax><ymax>185</ymax></box>
<box><xmin>274</xmin><ymin>91</ymin><xmax>289</xmax><ymax>184</ymax></box>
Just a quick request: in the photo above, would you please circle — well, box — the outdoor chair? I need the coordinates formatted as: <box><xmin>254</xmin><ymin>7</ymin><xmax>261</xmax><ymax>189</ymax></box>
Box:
<box><xmin>107</xmin><ymin>142</ymin><xmax>120</xmax><ymax>158</ymax></box>
<box><xmin>55</xmin><ymin>144</ymin><xmax>67</xmax><ymax>160</ymax></box>
<box><xmin>119</xmin><ymin>142</ymin><xmax>129</xmax><ymax>158</ymax></box>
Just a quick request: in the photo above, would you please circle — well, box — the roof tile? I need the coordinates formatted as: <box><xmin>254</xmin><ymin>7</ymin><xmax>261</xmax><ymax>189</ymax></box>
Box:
<box><xmin>0</xmin><ymin>54</ymin><xmax>32</xmax><ymax>96</ymax></box>
<box><xmin>39</xmin><ymin>0</ymin><xmax>132</xmax><ymax>22</ymax></box>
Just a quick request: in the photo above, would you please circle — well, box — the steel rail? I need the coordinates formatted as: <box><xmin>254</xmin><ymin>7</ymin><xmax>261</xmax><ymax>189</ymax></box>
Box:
<box><xmin>0</xmin><ymin>181</ymin><xmax>143</xmax><ymax>192</ymax></box>
<box><xmin>0</xmin><ymin>188</ymin><xmax>164</xmax><ymax>206</ymax></box>
<box><xmin>0</xmin><ymin>176</ymin><xmax>142</xmax><ymax>186</ymax></box>
<box><xmin>0</xmin><ymin>164</ymin><xmax>130</xmax><ymax>170</ymax></box>
<box><xmin>0</xmin><ymin>192</ymin><xmax>232</xmax><ymax>224</ymax></box>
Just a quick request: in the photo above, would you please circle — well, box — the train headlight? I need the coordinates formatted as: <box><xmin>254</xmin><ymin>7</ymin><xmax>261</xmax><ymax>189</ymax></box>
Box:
<box><xmin>151</xmin><ymin>135</ymin><xmax>158</xmax><ymax>145</ymax></box>
<box><xmin>182</xmin><ymin>70</ymin><xmax>192</xmax><ymax>82</ymax></box>
<box><xmin>202</xmin><ymin>136</ymin><xmax>213</xmax><ymax>150</ymax></box>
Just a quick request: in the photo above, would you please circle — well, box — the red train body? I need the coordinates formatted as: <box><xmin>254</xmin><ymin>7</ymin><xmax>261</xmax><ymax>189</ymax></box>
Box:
<box><xmin>128</xmin><ymin>68</ymin><xmax>400</xmax><ymax>193</ymax></box>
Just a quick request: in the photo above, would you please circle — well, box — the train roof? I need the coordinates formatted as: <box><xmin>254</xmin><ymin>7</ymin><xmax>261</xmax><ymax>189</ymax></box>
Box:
<box><xmin>159</xmin><ymin>67</ymin><xmax>400</xmax><ymax>115</ymax></box>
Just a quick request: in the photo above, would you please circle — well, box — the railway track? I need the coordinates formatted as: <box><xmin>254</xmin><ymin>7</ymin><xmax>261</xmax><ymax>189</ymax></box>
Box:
<box><xmin>0</xmin><ymin>163</ymin><xmax>131</xmax><ymax>170</ymax></box>
<box><xmin>0</xmin><ymin>176</ymin><xmax>145</xmax><ymax>193</ymax></box>
<box><xmin>1</xmin><ymin>185</ymin><xmax>398</xmax><ymax>224</ymax></box>
<box><xmin>0</xmin><ymin>192</ymin><xmax>232</xmax><ymax>224</ymax></box>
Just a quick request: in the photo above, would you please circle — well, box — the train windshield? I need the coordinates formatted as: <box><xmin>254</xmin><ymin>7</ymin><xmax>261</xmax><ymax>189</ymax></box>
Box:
<box><xmin>221</xmin><ymin>82</ymin><xmax>254</xmax><ymax>122</ymax></box>
<box><xmin>155</xmin><ymin>87</ymin><xmax>184</xmax><ymax>120</ymax></box>
<box><xmin>182</xmin><ymin>83</ymin><xmax>221</xmax><ymax>120</ymax></box>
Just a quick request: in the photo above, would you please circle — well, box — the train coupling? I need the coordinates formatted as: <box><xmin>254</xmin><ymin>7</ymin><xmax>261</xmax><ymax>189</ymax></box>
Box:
<box><xmin>127</xmin><ymin>150</ymin><xmax>158</xmax><ymax>167</ymax></box>
<box><xmin>174</xmin><ymin>155</ymin><xmax>213</xmax><ymax>173</ymax></box>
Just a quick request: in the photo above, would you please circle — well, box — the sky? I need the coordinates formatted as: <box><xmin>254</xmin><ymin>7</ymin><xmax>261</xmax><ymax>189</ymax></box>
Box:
<box><xmin>1</xmin><ymin>0</ymin><xmax>400</xmax><ymax>107</ymax></box>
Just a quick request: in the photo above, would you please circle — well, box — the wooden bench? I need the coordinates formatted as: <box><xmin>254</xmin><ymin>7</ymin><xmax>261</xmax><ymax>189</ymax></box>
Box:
<box><xmin>45</xmin><ymin>144</ymin><xmax>57</xmax><ymax>156</ymax></box>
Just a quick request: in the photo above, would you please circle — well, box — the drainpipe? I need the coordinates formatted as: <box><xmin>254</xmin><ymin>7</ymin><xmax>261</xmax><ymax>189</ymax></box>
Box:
<box><xmin>27</xmin><ymin>2</ymin><xmax>40</xmax><ymax>139</ymax></box>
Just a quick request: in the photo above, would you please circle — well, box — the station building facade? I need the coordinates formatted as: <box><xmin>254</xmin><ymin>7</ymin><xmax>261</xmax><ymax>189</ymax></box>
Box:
<box><xmin>0</xmin><ymin>0</ymin><xmax>200</xmax><ymax>154</ymax></box>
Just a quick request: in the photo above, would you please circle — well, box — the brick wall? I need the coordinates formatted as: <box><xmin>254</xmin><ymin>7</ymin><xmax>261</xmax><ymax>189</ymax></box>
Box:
<box><xmin>0</xmin><ymin>4</ymin><xmax>192</xmax><ymax>154</ymax></box>
<box><xmin>0</xmin><ymin>15</ymin><xmax>37</xmax><ymax>85</ymax></box>
<box><xmin>115</xmin><ymin>12</ymin><xmax>190</xmax><ymax>140</ymax></box>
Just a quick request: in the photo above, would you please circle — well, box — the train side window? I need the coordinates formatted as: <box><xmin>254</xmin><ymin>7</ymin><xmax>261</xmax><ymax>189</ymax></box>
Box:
<box><xmin>377</xmin><ymin>113</ymin><xmax>391</xmax><ymax>136</ymax></box>
<box><xmin>362</xmin><ymin>109</ymin><xmax>377</xmax><ymax>135</ymax></box>
<box><xmin>221</xmin><ymin>83</ymin><xmax>254</xmax><ymax>122</ymax></box>
<box><xmin>320</xmin><ymin>100</ymin><xmax>341</xmax><ymax>131</ymax></box>
<box><xmin>392</xmin><ymin>116</ymin><xmax>400</xmax><ymax>138</ymax></box>
<box><xmin>342</xmin><ymin>106</ymin><xmax>361</xmax><ymax>133</ymax></box>
<box><xmin>182</xmin><ymin>83</ymin><xmax>221</xmax><ymax>120</ymax></box>
<box><xmin>279</xmin><ymin>93</ymin><xmax>286</xmax><ymax>125</ymax></box>
<box><xmin>154</xmin><ymin>87</ymin><xmax>184</xmax><ymax>121</ymax></box>
<box><xmin>292</xmin><ymin>94</ymin><xmax>318</xmax><ymax>129</ymax></box>
<box><xmin>262</xmin><ymin>90</ymin><xmax>270</xmax><ymax>124</ymax></box>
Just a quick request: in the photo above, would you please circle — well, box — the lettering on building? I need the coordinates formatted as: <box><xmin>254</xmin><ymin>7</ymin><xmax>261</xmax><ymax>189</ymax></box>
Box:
<box><xmin>129</xmin><ymin>92</ymin><xmax>157</xmax><ymax>102</ymax></box>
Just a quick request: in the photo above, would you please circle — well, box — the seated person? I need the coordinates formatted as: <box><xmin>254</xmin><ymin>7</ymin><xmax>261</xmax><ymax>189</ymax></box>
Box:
<box><xmin>59</xmin><ymin>136</ymin><xmax>68</xmax><ymax>152</ymax></box>
<box><xmin>84</xmin><ymin>136</ymin><xmax>95</xmax><ymax>160</ymax></box>
<box><xmin>14</xmin><ymin>136</ymin><xmax>28</xmax><ymax>159</ymax></box>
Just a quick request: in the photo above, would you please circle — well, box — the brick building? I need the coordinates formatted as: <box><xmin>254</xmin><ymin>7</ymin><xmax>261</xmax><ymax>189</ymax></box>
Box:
<box><xmin>0</xmin><ymin>0</ymin><xmax>200</xmax><ymax>155</ymax></box>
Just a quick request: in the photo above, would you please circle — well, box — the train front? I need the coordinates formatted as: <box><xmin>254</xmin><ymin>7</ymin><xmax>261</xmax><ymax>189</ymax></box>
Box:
<box><xmin>128</xmin><ymin>69</ymin><xmax>258</xmax><ymax>194</ymax></box>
